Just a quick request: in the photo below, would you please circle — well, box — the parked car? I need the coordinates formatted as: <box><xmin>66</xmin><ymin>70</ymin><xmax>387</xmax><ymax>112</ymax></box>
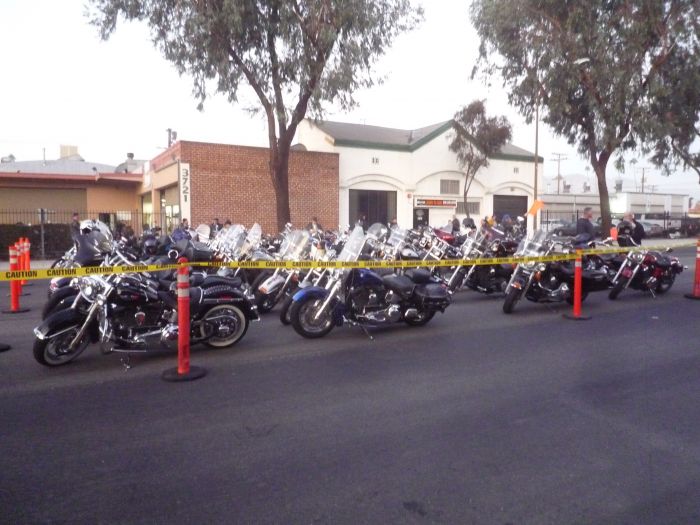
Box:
<box><xmin>552</xmin><ymin>221</ymin><xmax>602</xmax><ymax>238</ymax></box>
<box><xmin>640</xmin><ymin>221</ymin><xmax>663</xmax><ymax>238</ymax></box>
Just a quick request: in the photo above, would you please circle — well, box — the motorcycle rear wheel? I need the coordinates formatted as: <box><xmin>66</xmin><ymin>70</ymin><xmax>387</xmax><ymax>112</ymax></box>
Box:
<box><xmin>290</xmin><ymin>297</ymin><xmax>334</xmax><ymax>339</ymax></box>
<box><xmin>656</xmin><ymin>276</ymin><xmax>675</xmax><ymax>294</ymax></box>
<box><xmin>609</xmin><ymin>277</ymin><xmax>629</xmax><ymax>300</ymax></box>
<box><xmin>503</xmin><ymin>287</ymin><xmax>522</xmax><ymax>314</ymax></box>
<box><xmin>33</xmin><ymin>325</ymin><xmax>90</xmax><ymax>366</ymax></box>
<box><xmin>201</xmin><ymin>305</ymin><xmax>248</xmax><ymax>348</ymax></box>
<box><xmin>403</xmin><ymin>310</ymin><xmax>435</xmax><ymax>326</ymax></box>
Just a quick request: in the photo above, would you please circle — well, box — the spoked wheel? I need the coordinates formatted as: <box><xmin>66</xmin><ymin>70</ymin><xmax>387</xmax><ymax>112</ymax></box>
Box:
<box><xmin>33</xmin><ymin>325</ymin><xmax>90</xmax><ymax>366</ymax></box>
<box><xmin>290</xmin><ymin>296</ymin><xmax>335</xmax><ymax>339</ymax></box>
<box><xmin>201</xmin><ymin>305</ymin><xmax>249</xmax><ymax>348</ymax></box>
<box><xmin>403</xmin><ymin>310</ymin><xmax>435</xmax><ymax>327</ymax></box>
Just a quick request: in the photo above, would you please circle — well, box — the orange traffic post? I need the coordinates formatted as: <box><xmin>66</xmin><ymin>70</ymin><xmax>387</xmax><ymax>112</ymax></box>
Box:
<box><xmin>684</xmin><ymin>239</ymin><xmax>700</xmax><ymax>300</ymax></box>
<box><xmin>162</xmin><ymin>257</ymin><xmax>206</xmax><ymax>382</ymax></box>
<box><xmin>21</xmin><ymin>238</ymin><xmax>32</xmax><ymax>287</ymax></box>
<box><xmin>14</xmin><ymin>242</ymin><xmax>29</xmax><ymax>296</ymax></box>
<box><xmin>3</xmin><ymin>245</ymin><xmax>29</xmax><ymax>314</ymax></box>
<box><xmin>563</xmin><ymin>251</ymin><xmax>591</xmax><ymax>321</ymax></box>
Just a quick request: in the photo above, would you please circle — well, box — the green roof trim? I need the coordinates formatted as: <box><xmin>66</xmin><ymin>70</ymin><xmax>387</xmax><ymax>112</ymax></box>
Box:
<box><xmin>331</xmin><ymin>120</ymin><xmax>543</xmax><ymax>162</ymax></box>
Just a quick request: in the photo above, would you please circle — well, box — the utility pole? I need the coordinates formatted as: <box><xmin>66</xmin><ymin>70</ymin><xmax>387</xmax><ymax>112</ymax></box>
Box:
<box><xmin>551</xmin><ymin>153</ymin><xmax>568</xmax><ymax>194</ymax></box>
<box><xmin>635</xmin><ymin>166</ymin><xmax>649</xmax><ymax>193</ymax></box>
<box><xmin>533</xmin><ymin>104</ymin><xmax>539</xmax><ymax>229</ymax></box>
<box><xmin>167</xmin><ymin>128</ymin><xmax>178</xmax><ymax>147</ymax></box>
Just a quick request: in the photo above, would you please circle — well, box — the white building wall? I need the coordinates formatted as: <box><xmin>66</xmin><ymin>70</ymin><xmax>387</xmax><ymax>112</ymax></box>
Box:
<box><xmin>297</xmin><ymin>120</ymin><xmax>544</xmax><ymax>228</ymax></box>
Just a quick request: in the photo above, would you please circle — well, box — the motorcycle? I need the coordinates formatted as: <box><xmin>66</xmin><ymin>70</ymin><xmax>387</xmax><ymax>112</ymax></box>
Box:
<box><xmin>253</xmin><ymin>229</ymin><xmax>311</xmax><ymax>313</ymax></box>
<box><xmin>502</xmin><ymin>229</ymin><xmax>611</xmax><ymax>314</ymax></box>
<box><xmin>608</xmin><ymin>236</ymin><xmax>684</xmax><ymax>300</ymax></box>
<box><xmin>288</xmin><ymin>224</ymin><xmax>451</xmax><ymax>339</ymax></box>
<box><xmin>33</xmin><ymin>271</ymin><xmax>258</xmax><ymax>367</ymax></box>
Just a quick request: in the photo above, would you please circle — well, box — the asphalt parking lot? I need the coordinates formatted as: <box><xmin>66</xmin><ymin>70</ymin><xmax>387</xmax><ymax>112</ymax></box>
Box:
<box><xmin>1</xmin><ymin>246</ymin><xmax>699</xmax><ymax>524</ymax></box>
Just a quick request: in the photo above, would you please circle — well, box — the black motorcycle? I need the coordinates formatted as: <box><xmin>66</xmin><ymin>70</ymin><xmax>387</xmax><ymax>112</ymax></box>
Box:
<box><xmin>502</xmin><ymin>229</ymin><xmax>611</xmax><ymax>314</ymax></box>
<box><xmin>33</xmin><ymin>271</ymin><xmax>258</xmax><ymax>366</ymax></box>
<box><xmin>288</xmin><ymin>225</ymin><xmax>451</xmax><ymax>339</ymax></box>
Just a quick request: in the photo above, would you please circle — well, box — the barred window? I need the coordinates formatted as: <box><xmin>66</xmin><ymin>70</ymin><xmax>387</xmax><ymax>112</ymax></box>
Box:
<box><xmin>456</xmin><ymin>201</ymin><xmax>480</xmax><ymax>215</ymax></box>
<box><xmin>440</xmin><ymin>179</ymin><xmax>460</xmax><ymax>194</ymax></box>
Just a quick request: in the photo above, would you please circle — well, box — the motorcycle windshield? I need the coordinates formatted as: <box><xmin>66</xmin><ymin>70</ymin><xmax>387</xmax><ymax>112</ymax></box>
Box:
<box><xmin>337</xmin><ymin>226</ymin><xmax>366</xmax><ymax>262</ymax></box>
<box><xmin>281</xmin><ymin>230</ymin><xmax>310</xmax><ymax>261</ymax></box>
<box><xmin>245</xmin><ymin>223</ymin><xmax>262</xmax><ymax>246</ymax></box>
<box><xmin>386</xmin><ymin>227</ymin><xmax>408</xmax><ymax>248</ymax></box>
<box><xmin>461</xmin><ymin>230</ymin><xmax>485</xmax><ymax>255</ymax></box>
<box><xmin>516</xmin><ymin>229</ymin><xmax>548</xmax><ymax>256</ymax></box>
<box><xmin>222</xmin><ymin>225</ymin><xmax>246</xmax><ymax>257</ymax></box>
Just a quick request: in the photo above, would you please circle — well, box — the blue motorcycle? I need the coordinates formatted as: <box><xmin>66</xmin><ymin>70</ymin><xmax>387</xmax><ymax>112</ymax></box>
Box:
<box><xmin>289</xmin><ymin>225</ymin><xmax>451</xmax><ymax>339</ymax></box>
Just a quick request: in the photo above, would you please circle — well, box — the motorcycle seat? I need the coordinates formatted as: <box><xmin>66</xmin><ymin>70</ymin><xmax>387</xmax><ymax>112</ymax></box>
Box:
<box><xmin>191</xmin><ymin>274</ymin><xmax>243</xmax><ymax>288</ymax></box>
<box><xmin>382</xmin><ymin>274</ymin><xmax>415</xmax><ymax>297</ymax></box>
<box><xmin>157</xmin><ymin>287</ymin><xmax>203</xmax><ymax>310</ymax></box>
<box><xmin>405</xmin><ymin>268</ymin><xmax>433</xmax><ymax>284</ymax></box>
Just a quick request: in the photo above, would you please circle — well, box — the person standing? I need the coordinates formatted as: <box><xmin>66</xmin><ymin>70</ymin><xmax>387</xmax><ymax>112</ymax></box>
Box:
<box><xmin>306</xmin><ymin>216</ymin><xmax>323</xmax><ymax>234</ymax></box>
<box><xmin>210</xmin><ymin>218</ymin><xmax>222</xmax><ymax>239</ymax></box>
<box><xmin>576</xmin><ymin>207</ymin><xmax>596</xmax><ymax>240</ymax></box>
<box><xmin>451</xmin><ymin>215</ymin><xmax>461</xmax><ymax>235</ymax></box>
<box><xmin>618</xmin><ymin>212</ymin><xmax>645</xmax><ymax>245</ymax></box>
<box><xmin>70</xmin><ymin>212</ymin><xmax>81</xmax><ymax>241</ymax></box>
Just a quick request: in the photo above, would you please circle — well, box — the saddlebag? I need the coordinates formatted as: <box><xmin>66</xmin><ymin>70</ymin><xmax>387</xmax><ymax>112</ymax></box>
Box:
<box><xmin>413</xmin><ymin>283</ymin><xmax>450</xmax><ymax>310</ymax></box>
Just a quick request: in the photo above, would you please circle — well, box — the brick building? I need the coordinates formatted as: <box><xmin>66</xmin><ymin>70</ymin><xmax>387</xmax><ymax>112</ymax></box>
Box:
<box><xmin>142</xmin><ymin>141</ymin><xmax>339</xmax><ymax>233</ymax></box>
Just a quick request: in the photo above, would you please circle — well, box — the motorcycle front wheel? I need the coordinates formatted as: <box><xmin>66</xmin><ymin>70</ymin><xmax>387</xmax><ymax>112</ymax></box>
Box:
<box><xmin>201</xmin><ymin>304</ymin><xmax>249</xmax><ymax>348</ymax></box>
<box><xmin>279</xmin><ymin>294</ymin><xmax>294</xmax><ymax>325</ymax></box>
<box><xmin>251</xmin><ymin>271</ymin><xmax>275</xmax><ymax>313</ymax></box>
<box><xmin>33</xmin><ymin>325</ymin><xmax>90</xmax><ymax>366</ymax></box>
<box><xmin>42</xmin><ymin>288</ymin><xmax>77</xmax><ymax>320</ymax></box>
<box><xmin>609</xmin><ymin>277</ymin><xmax>629</xmax><ymax>300</ymax></box>
<box><xmin>503</xmin><ymin>287</ymin><xmax>522</xmax><ymax>314</ymax></box>
<box><xmin>290</xmin><ymin>296</ymin><xmax>335</xmax><ymax>339</ymax></box>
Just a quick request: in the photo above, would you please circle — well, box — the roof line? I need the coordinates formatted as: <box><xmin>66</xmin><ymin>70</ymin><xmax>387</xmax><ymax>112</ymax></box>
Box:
<box><xmin>318</xmin><ymin>119</ymin><xmax>544</xmax><ymax>162</ymax></box>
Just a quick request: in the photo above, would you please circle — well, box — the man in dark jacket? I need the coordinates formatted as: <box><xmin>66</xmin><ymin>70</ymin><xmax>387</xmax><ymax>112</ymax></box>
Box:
<box><xmin>576</xmin><ymin>207</ymin><xmax>596</xmax><ymax>241</ymax></box>
<box><xmin>618</xmin><ymin>212</ymin><xmax>645</xmax><ymax>245</ymax></box>
<box><xmin>70</xmin><ymin>212</ymin><xmax>81</xmax><ymax>241</ymax></box>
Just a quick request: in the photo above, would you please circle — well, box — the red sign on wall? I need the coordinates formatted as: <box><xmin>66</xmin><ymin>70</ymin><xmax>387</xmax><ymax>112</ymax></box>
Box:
<box><xmin>414</xmin><ymin>198</ymin><xmax>457</xmax><ymax>208</ymax></box>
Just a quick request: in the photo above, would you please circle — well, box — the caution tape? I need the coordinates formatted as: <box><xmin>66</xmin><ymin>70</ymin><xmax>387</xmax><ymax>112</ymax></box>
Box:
<box><xmin>0</xmin><ymin>243</ymin><xmax>694</xmax><ymax>282</ymax></box>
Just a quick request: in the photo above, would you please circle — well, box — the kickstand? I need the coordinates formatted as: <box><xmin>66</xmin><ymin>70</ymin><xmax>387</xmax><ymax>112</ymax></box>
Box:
<box><xmin>120</xmin><ymin>354</ymin><xmax>132</xmax><ymax>371</ymax></box>
<box><xmin>358</xmin><ymin>324</ymin><xmax>374</xmax><ymax>341</ymax></box>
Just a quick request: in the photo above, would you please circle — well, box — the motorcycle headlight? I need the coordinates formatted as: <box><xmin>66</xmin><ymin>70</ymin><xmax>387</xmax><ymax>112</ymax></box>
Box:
<box><xmin>78</xmin><ymin>277</ymin><xmax>101</xmax><ymax>301</ymax></box>
<box><xmin>523</xmin><ymin>261</ymin><xmax>537</xmax><ymax>271</ymax></box>
<box><xmin>630</xmin><ymin>251</ymin><xmax>644</xmax><ymax>263</ymax></box>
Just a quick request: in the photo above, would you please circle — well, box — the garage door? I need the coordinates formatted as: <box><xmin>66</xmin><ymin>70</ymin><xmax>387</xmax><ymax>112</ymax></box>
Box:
<box><xmin>492</xmin><ymin>195</ymin><xmax>528</xmax><ymax>221</ymax></box>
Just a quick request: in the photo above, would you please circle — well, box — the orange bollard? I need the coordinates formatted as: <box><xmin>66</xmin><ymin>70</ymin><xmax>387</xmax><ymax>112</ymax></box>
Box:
<box><xmin>20</xmin><ymin>238</ymin><xmax>28</xmax><ymax>286</ymax></box>
<box><xmin>684</xmin><ymin>239</ymin><xmax>700</xmax><ymax>300</ymax></box>
<box><xmin>564</xmin><ymin>251</ymin><xmax>591</xmax><ymax>321</ymax></box>
<box><xmin>2</xmin><ymin>245</ymin><xmax>29</xmax><ymax>314</ymax></box>
<box><xmin>15</xmin><ymin>242</ymin><xmax>29</xmax><ymax>296</ymax></box>
<box><xmin>24</xmin><ymin>238</ymin><xmax>32</xmax><ymax>287</ymax></box>
<box><xmin>162</xmin><ymin>257</ymin><xmax>206</xmax><ymax>381</ymax></box>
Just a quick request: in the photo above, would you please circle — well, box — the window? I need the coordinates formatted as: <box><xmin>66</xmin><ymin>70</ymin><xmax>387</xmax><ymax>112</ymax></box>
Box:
<box><xmin>513</xmin><ymin>167</ymin><xmax>519</xmax><ymax>174</ymax></box>
<box><xmin>457</xmin><ymin>201</ymin><xmax>480</xmax><ymax>215</ymax></box>
<box><xmin>440</xmin><ymin>179</ymin><xmax>460</xmax><ymax>195</ymax></box>
<box><xmin>371</xmin><ymin>157</ymin><xmax>380</xmax><ymax>165</ymax></box>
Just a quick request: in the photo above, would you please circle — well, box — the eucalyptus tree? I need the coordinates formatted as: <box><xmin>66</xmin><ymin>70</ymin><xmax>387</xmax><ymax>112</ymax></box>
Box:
<box><xmin>470</xmin><ymin>0</ymin><xmax>700</xmax><ymax>231</ymax></box>
<box><xmin>449</xmin><ymin>100</ymin><xmax>511</xmax><ymax>218</ymax></box>
<box><xmin>89</xmin><ymin>0</ymin><xmax>423</xmax><ymax>228</ymax></box>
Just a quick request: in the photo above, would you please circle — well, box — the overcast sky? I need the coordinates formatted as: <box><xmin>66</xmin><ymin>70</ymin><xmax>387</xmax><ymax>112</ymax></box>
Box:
<box><xmin>1</xmin><ymin>0</ymin><xmax>698</xmax><ymax>201</ymax></box>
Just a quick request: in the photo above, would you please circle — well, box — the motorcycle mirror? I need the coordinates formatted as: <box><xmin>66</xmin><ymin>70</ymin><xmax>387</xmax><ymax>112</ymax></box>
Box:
<box><xmin>665</xmin><ymin>247</ymin><xmax>673</xmax><ymax>253</ymax></box>
<box><xmin>167</xmin><ymin>249</ymin><xmax>178</xmax><ymax>259</ymax></box>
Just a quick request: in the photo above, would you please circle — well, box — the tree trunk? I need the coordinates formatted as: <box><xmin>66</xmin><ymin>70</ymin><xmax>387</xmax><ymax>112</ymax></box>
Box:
<box><xmin>269</xmin><ymin>140</ymin><xmax>292</xmax><ymax>231</ymax></box>
<box><xmin>463</xmin><ymin>172</ymin><xmax>476</xmax><ymax>218</ymax></box>
<box><xmin>593</xmin><ymin>161</ymin><xmax>612</xmax><ymax>235</ymax></box>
